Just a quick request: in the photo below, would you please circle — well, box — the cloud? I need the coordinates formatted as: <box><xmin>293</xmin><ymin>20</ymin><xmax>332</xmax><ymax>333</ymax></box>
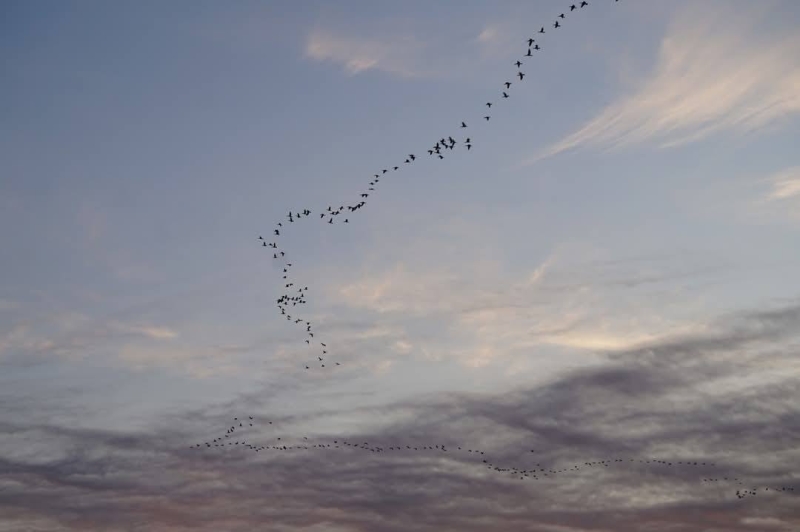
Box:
<box><xmin>523</xmin><ymin>254</ymin><xmax>553</xmax><ymax>287</ymax></box>
<box><xmin>748</xmin><ymin>165</ymin><xmax>800</xmax><ymax>224</ymax></box>
<box><xmin>305</xmin><ymin>29</ymin><xmax>426</xmax><ymax>78</ymax></box>
<box><xmin>1</xmin><ymin>301</ymin><xmax>799</xmax><ymax>531</ymax></box>
<box><xmin>121</xmin><ymin>324</ymin><xmax>179</xmax><ymax>340</ymax></box>
<box><xmin>529</xmin><ymin>2</ymin><xmax>800</xmax><ymax>163</ymax></box>
<box><xmin>476</xmin><ymin>25</ymin><xmax>499</xmax><ymax>44</ymax></box>
<box><xmin>761</xmin><ymin>166</ymin><xmax>800</xmax><ymax>202</ymax></box>
<box><xmin>334</xmin><ymin>248</ymin><xmax>723</xmax><ymax>371</ymax></box>
<box><xmin>741</xmin><ymin>516</ymin><xmax>794</xmax><ymax>530</ymax></box>
<box><xmin>716</xmin><ymin>165</ymin><xmax>800</xmax><ymax>226</ymax></box>
<box><xmin>0</xmin><ymin>304</ymin><xmax>248</xmax><ymax>378</ymax></box>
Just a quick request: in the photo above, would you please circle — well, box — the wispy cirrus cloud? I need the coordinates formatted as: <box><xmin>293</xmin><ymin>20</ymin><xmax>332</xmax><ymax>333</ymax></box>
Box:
<box><xmin>716</xmin><ymin>165</ymin><xmax>800</xmax><ymax>226</ymax></box>
<box><xmin>527</xmin><ymin>2</ymin><xmax>800</xmax><ymax>163</ymax></box>
<box><xmin>305</xmin><ymin>28</ymin><xmax>426</xmax><ymax>78</ymax></box>
<box><xmin>761</xmin><ymin>166</ymin><xmax>800</xmax><ymax>202</ymax></box>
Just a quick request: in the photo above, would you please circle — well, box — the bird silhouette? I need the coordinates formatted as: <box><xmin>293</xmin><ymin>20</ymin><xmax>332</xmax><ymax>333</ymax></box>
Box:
<box><xmin>253</xmin><ymin>0</ymin><xmax>635</xmax><ymax>383</ymax></box>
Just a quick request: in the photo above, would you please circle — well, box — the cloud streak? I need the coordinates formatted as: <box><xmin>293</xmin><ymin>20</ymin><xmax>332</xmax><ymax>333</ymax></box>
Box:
<box><xmin>305</xmin><ymin>29</ymin><xmax>426</xmax><ymax>78</ymax></box>
<box><xmin>528</xmin><ymin>2</ymin><xmax>800</xmax><ymax>163</ymax></box>
<box><xmin>761</xmin><ymin>166</ymin><xmax>800</xmax><ymax>202</ymax></box>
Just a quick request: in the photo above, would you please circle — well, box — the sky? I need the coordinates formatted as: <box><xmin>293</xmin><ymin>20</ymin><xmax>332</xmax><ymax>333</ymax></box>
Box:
<box><xmin>1</xmin><ymin>0</ymin><xmax>799</xmax><ymax>530</ymax></box>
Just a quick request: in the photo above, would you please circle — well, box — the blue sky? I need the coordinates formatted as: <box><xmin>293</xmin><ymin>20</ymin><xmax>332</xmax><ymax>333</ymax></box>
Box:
<box><xmin>2</xmin><ymin>1</ymin><xmax>800</xmax><ymax>530</ymax></box>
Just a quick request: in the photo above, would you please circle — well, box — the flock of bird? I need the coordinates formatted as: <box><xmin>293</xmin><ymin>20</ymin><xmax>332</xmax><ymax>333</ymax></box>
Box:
<box><xmin>259</xmin><ymin>0</ymin><xmax>604</xmax><ymax>371</ymax></box>
<box><xmin>190</xmin><ymin>417</ymin><xmax>796</xmax><ymax>499</ymax></box>
<box><xmin>227</xmin><ymin>0</ymin><xmax>800</xmax><ymax>504</ymax></box>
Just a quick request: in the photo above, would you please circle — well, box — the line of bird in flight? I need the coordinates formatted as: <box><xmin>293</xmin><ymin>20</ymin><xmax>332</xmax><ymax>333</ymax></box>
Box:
<box><xmin>239</xmin><ymin>0</ymin><xmax>799</xmax><ymax>502</ymax></box>
<box><xmin>258</xmin><ymin>0</ymin><xmax>604</xmax><ymax>371</ymax></box>
<box><xmin>189</xmin><ymin>416</ymin><xmax>796</xmax><ymax>499</ymax></box>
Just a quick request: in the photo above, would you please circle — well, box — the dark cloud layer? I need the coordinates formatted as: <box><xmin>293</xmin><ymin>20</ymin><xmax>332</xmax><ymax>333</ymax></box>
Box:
<box><xmin>1</xmin><ymin>302</ymin><xmax>799</xmax><ymax>531</ymax></box>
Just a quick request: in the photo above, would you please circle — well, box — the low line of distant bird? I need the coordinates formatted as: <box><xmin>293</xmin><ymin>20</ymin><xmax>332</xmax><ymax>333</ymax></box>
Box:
<box><xmin>188</xmin><ymin>416</ymin><xmax>797</xmax><ymax>499</ymax></box>
<box><xmin>259</xmin><ymin>1</ymin><xmax>617</xmax><ymax>371</ymax></box>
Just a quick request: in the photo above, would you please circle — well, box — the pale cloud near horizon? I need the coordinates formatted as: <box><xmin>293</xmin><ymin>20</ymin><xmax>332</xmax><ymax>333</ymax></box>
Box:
<box><xmin>526</xmin><ymin>2</ymin><xmax>800</xmax><ymax>164</ymax></box>
<box><xmin>305</xmin><ymin>28</ymin><xmax>426</xmax><ymax>78</ymax></box>
<box><xmin>336</xmin><ymin>250</ymin><xmax>714</xmax><ymax>369</ymax></box>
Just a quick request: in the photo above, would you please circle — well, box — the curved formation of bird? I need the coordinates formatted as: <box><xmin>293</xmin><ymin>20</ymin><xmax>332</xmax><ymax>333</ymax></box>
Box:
<box><xmin>189</xmin><ymin>416</ymin><xmax>797</xmax><ymax>498</ymax></box>
<box><xmin>227</xmin><ymin>0</ymin><xmax>800</xmax><ymax>504</ymax></box>
<box><xmin>260</xmin><ymin>0</ymin><xmax>608</xmax><ymax>372</ymax></box>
